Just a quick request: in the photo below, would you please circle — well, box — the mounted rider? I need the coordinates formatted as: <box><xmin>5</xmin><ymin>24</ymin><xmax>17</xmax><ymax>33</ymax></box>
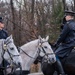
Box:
<box><xmin>0</xmin><ymin>17</ymin><xmax>8</xmax><ymax>74</ymax></box>
<box><xmin>54</xmin><ymin>10</ymin><xmax>75</xmax><ymax>75</ymax></box>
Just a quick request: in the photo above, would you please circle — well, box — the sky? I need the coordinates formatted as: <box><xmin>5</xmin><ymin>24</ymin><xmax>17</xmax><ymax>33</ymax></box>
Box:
<box><xmin>67</xmin><ymin>0</ymin><xmax>72</xmax><ymax>2</ymax></box>
<box><xmin>0</xmin><ymin>0</ymin><xmax>73</xmax><ymax>7</ymax></box>
<box><xmin>1</xmin><ymin>0</ymin><xmax>73</xmax><ymax>3</ymax></box>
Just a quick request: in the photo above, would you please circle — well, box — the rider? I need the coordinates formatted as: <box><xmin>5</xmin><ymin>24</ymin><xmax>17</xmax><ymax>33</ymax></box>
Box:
<box><xmin>54</xmin><ymin>10</ymin><xmax>75</xmax><ymax>75</ymax></box>
<box><xmin>0</xmin><ymin>17</ymin><xmax>8</xmax><ymax>39</ymax></box>
<box><xmin>0</xmin><ymin>17</ymin><xmax>8</xmax><ymax>72</ymax></box>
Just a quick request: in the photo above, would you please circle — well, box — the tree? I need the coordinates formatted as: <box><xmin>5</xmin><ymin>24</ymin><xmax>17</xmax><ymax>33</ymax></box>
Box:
<box><xmin>62</xmin><ymin>0</ymin><xmax>66</xmax><ymax>11</ymax></box>
<box><xmin>74</xmin><ymin>0</ymin><xmax>75</xmax><ymax>12</ymax></box>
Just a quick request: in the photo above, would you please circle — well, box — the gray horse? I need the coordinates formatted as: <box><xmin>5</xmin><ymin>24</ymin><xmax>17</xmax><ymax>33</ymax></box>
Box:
<box><xmin>18</xmin><ymin>36</ymin><xmax>56</xmax><ymax>75</ymax></box>
<box><xmin>0</xmin><ymin>35</ymin><xmax>22</xmax><ymax>75</ymax></box>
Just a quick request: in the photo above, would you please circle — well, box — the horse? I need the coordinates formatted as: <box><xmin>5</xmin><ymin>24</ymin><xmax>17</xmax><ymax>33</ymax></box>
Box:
<box><xmin>41</xmin><ymin>44</ymin><xmax>75</xmax><ymax>75</ymax></box>
<box><xmin>0</xmin><ymin>35</ymin><xmax>22</xmax><ymax>75</ymax></box>
<box><xmin>18</xmin><ymin>36</ymin><xmax>56</xmax><ymax>75</ymax></box>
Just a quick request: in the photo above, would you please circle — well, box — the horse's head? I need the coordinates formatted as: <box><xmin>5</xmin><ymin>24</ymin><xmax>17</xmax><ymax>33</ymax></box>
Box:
<box><xmin>3</xmin><ymin>35</ymin><xmax>22</xmax><ymax>66</ymax></box>
<box><xmin>37</xmin><ymin>36</ymin><xmax>56</xmax><ymax>64</ymax></box>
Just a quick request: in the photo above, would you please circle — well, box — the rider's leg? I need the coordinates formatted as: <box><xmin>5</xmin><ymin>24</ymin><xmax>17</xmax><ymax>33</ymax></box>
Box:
<box><xmin>55</xmin><ymin>56</ymin><xmax>66</xmax><ymax>75</ymax></box>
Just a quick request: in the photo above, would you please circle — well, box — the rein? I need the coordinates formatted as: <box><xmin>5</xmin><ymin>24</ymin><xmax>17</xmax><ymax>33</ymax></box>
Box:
<box><xmin>18</xmin><ymin>47</ymin><xmax>36</xmax><ymax>59</ymax></box>
<box><xmin>18</xmin><ymin>40</ymin><xmax>55</xmax><ymax>60</ymax></box>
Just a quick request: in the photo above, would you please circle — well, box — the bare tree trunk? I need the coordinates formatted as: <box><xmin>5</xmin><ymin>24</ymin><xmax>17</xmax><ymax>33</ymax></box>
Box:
<box><xmin>10</xmin><ymin>0</ymin><xmax>15</xmax><ymax>29</ymax></box>
<box><xmin>31</xmin><ymin>0</ymin><xmax>37</xmax><ymax>38</ymax></box>
<box><xmin>31</xmin><ymin>0</ymin><xmax>35</xmax><ymax>20</ymax></box>
<box><xmin>10</xmin><ymin>0</ymin><xmax>18</xmax><ymax>46</ymax></box>
<box><xmin>18</xmin><ymin>1</ymin><xmax>22</xmax><ymax>46</ymax></box>
<box><xmin>31</xmin><ymin>0</ymin><xmax>35</xmax><ymax>31</ymax></box>
<box><xmin>62</xmin><ymin>0</ymin><xmax>66</xmax><ymax>11</ymax></box>
<box><xmin>74</xmin><ymin>0</ymin><xmax>75</xmax><ymax>11</ymax></box>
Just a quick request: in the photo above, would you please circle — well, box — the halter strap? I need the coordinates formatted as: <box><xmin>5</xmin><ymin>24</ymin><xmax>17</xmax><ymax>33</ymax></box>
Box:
<box><xmin>2</xmin><ymin>40</ymin><xmax>20</xmax><ymax>61</ymax></box>
<box><xmin>38</xmin><ymin>40</ymin><xmax>55</xmax><ymax>58</ymax></box>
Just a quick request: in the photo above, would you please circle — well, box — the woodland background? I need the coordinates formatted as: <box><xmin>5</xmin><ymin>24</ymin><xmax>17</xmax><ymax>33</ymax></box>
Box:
<box><xmin>0</xmin><ymin>0</ymin><xmax>75</xmax><ymax>46</ymax></box>
<box><xmin>0</xmin><ymin>0</ymin><xmax>75</xmax><ymax>73</ymax></box>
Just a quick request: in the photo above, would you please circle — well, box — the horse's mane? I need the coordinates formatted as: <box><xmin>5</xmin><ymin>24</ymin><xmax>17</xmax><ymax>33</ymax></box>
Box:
<box><xmin>0</xmin><ymin>39</ymin><xmax>4</xmax><ymax>49</ymax></box>
<box><xmin>21</xmin><ymin>39</ymin><xmax>38</xmax><ymax>46</ymax></box>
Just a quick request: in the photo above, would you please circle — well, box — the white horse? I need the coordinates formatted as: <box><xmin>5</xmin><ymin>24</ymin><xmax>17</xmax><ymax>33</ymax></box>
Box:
<box><xmin>0</xmin><ymin>35</ymin><xmax>22</xmax><ymax>75</ymax></box>
<box><xmin>19</xmin><ymin>36</ymin><xmax>56</xmax><ymax>75</ymax></box>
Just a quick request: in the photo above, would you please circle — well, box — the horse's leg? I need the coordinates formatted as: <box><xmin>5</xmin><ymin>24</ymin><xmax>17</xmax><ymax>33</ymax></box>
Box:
<box><xmin>3</xmin><ymin>69</ymin><xmax>7</xmax><ymax>75</ymax></box>
<box><xmin>0</xmin><ymin>69</ymin><xmax>4</xmax><ymax>75</ymax></box>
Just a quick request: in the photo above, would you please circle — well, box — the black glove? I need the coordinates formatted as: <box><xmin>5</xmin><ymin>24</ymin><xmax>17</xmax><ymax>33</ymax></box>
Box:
<box><xmin>53</xmin><ymin>42</ymin><xmax>59</xmax><ymax>48</ymax></box>
<box><xmin>53</xmin><ymin>43</ymin><xmax>57</xmax><ymax>48</ymax></box>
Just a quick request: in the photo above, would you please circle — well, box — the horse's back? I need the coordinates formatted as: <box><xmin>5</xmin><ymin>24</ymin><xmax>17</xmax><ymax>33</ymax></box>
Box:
<box><xmin>65</xmin><ymin>50</ymin><xmax>75</xmax><ymax>65</ymax></box>
<box><xmin>64</xmin><ymin>50</ymin><xmax>75</xmax><ymax>75</ymax></box>
<box><xmin>41</xmin><ymin>50</ymin><xmax>75</xmax><ymax>75</ymax></box>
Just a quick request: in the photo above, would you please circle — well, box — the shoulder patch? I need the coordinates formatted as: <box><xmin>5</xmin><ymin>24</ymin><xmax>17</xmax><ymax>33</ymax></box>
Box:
<box><xmin>66</xmin><ymin>22</ymin><xmax>69</xmax><ymax>24</ymax></box>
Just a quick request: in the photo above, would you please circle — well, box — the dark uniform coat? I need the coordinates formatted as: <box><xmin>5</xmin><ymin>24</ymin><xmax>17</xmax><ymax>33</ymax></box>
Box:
<box><xmin>55</xmin><ymin>19</ymin><xmax>75</xmax><ymax>58</ymax></box>
<box><xmin>0</xmin><ymin>29</ymin><xmax>8</xmax><ymax>39</ymax></box>
<box><xmin>0</xmin><ymin>29</ymin><xmax>8</xmax><ymax>68</ymax></box>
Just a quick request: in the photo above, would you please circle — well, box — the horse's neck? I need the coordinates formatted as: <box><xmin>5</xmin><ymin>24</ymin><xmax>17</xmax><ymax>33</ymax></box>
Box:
<box><xmin>0</xmin><ymin>40</ymin><xmax>4</xmax><ymax>64</ymax></box>
<box><xmin>20</xmin><ymin>39</ymin><xmax>39</xmax><ymax>71</ymax></box>
<box><xmin>21</xmin><ymin>39</ymin><xmax>38</xmax><ymax>52</ymax></box>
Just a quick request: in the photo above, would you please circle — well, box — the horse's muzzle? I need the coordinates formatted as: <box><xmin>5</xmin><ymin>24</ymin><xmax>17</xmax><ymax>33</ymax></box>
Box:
<box><xmin>48</xmin><ymin>55</ymin><xmax>56</xmax><ymax>64</ymax></box>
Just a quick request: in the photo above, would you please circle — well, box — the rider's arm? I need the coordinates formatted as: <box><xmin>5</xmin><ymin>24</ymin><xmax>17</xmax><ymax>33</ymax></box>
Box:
<box><xmin>55</xmin><ymin>23</ymin><xmax>70</xmax><ymax>45</ymax></box>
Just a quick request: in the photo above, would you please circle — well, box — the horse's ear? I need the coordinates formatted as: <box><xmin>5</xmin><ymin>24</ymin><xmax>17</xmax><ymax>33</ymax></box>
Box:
<box><xmin>38</xmin><ymin>35</ymin><xmax>42</xmax><ymax>40</ymax></box>
<box><xmin>6</xmin><ymin>35</ymin><xmax>13</xmax><ymax>41</ymax></box>
<box><xmin>46</xmin><ymin>36</ymin><xmax>49</xmax><ymax>41</ymax></box>
<box><xmin>9</xmin><ymin>35</ymin><xmax>13</xmax><ymax>39</ymax></box>
<box><xmin>38</xmin><ymin>35</ymin><xmax>43</xmax><ymax>43</ymax></box>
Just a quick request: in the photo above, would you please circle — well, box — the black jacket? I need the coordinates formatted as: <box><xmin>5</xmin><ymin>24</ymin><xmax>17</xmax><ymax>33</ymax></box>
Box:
<box><xmin>0</xmin><ymin>29</ymin><xmax>8</xmax><ymax>39</ymax></box>
<box><xmin>55</xmin><ymin>19</ymin><xmax>75</xmax><ymax>58</ymax></box>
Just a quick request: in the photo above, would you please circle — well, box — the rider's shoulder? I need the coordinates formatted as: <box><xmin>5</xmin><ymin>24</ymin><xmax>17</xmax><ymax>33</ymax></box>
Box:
<box><xmin>2</xmin><ymin>29</ymin><xmax>8</xmax><ymax>33</ymax></box>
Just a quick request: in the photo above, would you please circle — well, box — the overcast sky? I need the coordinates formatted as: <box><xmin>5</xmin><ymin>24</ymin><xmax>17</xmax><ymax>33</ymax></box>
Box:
<box><xmin>0</xmin><ymin>0</ymin><xmax>73</xmax><ymax>6</ymax></box>
<box><xmin>1</xmin><ymin>0</ymin><xmax>73</xmax><ymax>3</ymax></box>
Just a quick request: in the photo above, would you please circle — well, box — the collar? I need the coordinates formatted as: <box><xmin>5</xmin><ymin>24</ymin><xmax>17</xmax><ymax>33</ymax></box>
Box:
<box><xmin>67</xmin><ymin>19</ymin><xmax>74</xmax><ymax>22</ymax></box>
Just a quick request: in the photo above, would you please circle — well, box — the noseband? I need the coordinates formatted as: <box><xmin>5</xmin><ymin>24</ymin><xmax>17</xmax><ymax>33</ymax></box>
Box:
<box><xmin>38</xmin><ymin>41</ymin><xmax>54</xmax><ymax>57</ymax></box>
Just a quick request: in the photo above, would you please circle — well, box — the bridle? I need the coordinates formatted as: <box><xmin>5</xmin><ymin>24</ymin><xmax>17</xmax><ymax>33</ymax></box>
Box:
<box><xmin>18</xmin><ymin>40</ymin><xmax>54</xmax><ymax>61</ymax></box>
<box><xmin>2</xmin><ymin>40</ymin><xmax>20</xmax><ymax>61</ymax></box>
<box><xmin>37</xmin><ymin>41</ymin><xmax>54</xmax><ymax>60</ymax></box>
<box><xmin>1</xmin><ymin>40</ymin><xmax>21</xmax><ymax>72</ymax></box>
<box><xmin>18</xmin><ymin>47</ymin><xmax>36</xmax><ymax>59</ymax></box>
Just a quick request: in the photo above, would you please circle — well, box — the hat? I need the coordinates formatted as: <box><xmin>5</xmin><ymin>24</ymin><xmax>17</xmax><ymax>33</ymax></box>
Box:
<box><xmin>64</xmin><ymin>10</ymin><xmax>75</xmax><ymax>17</ymax></box>
<box><xmin>0</xmin><ymin>17</ymin><xmax>3</xmax><ymax>23</ymax></box>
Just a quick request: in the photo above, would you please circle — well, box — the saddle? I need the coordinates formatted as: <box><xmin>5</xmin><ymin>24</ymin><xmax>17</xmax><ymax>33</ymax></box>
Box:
<box><xmin>60</xmin><ymin>49</ymin><xmax>75</xmax><ymax>67</ymax></box>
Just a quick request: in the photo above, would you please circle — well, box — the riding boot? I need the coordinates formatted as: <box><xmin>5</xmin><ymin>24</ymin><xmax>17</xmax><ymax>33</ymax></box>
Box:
<box><xmin>55</xmin><ymin>57</ymin><xmax>66</xmax><ymax>75</ymax></box>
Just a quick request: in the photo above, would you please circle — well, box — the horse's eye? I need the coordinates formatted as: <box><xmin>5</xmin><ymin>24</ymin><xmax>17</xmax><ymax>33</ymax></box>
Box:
<box><xmin>10</xmin><ymin>48</ymin><xmax>14</xmax><ymax>50</ymax></box>
<box><xmin>44</xmin><ymin>46</ymin><xmax>47</xmax><ymax>49</ymax></box>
